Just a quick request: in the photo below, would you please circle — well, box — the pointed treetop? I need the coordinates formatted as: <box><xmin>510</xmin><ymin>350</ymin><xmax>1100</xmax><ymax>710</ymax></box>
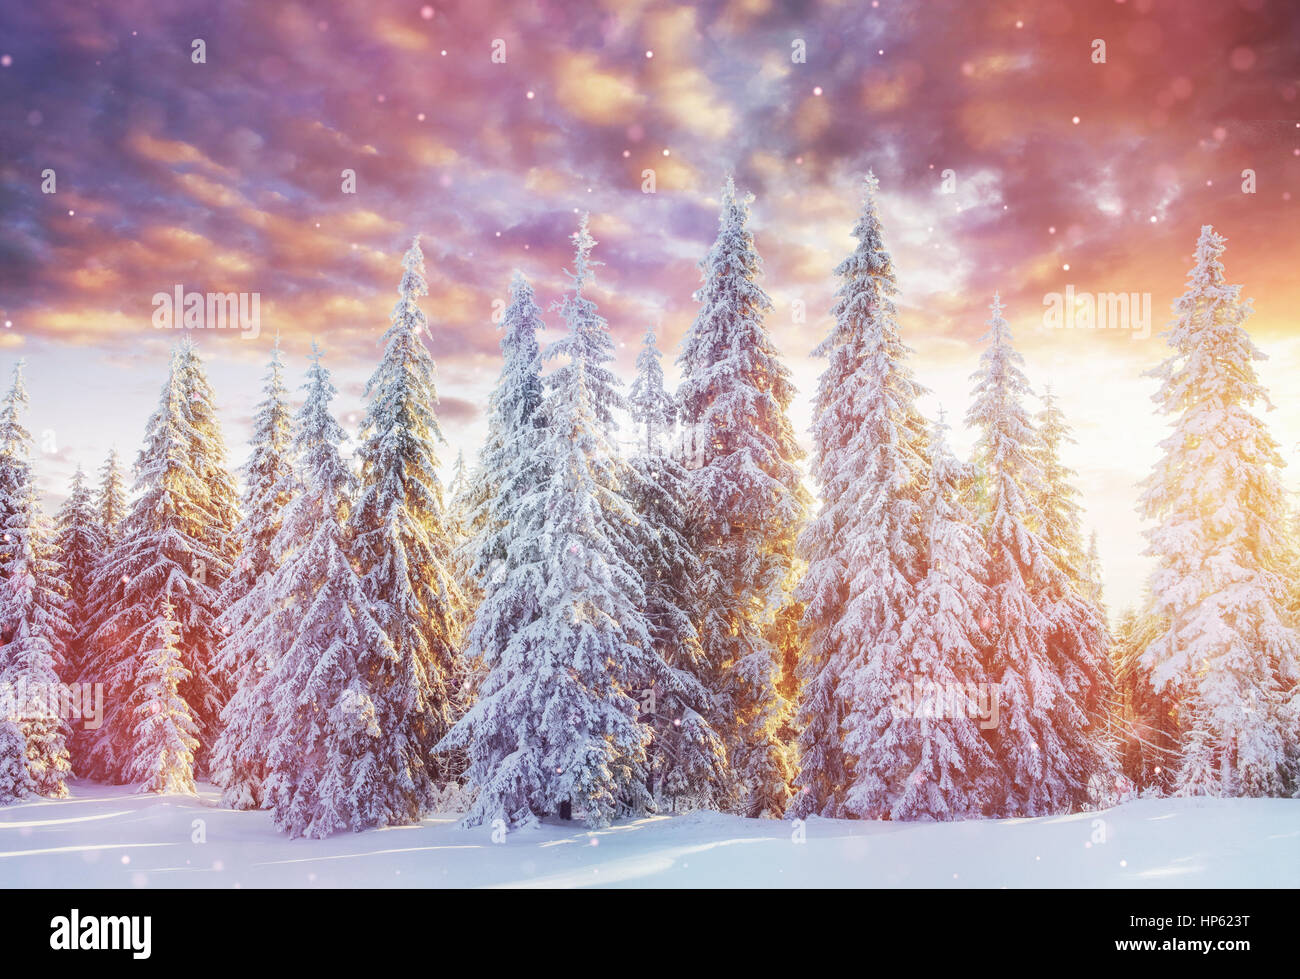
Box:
<box><xmin>1195</xmin><ymin>223</ymin><xmax>1222</xmax><ymax>255</ymax></box>
<box><xmin>0</xmin><ymin>360</ymin><xmax>31</xmax><ymax>457</ymax></box>
<box><xmin>929</xmin><ymin>409</ymin><xmax>951</xmax><ymax>450</ymax></box>
<box><xmin>2</xmin><ymin>360</ymin><xmax>26</xmax><ymax>405</ymax></box>
<box><xmin>397</xmin><ymin>236</ymin><xmax>429</xmax><ymax>308</ymax></box>
<box><xmin>1186</xmin><ymin>224</ymin><xmax>1230</xmax><ymax>290</ymax></box>
<box><xmin>718</xmin><ymin>176</ymin><xmax>757</xmax><ymax>225</ymax></box>
<box><xmin>568</xmin><ymin>213</ymin><xmax>600</xmax><ymax>286</ymax></box>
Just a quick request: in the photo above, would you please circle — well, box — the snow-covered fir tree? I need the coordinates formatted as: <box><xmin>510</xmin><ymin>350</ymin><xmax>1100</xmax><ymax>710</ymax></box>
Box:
<box><xmin>1033</xmin><ymin>388</ymin><xmax>1118</xmax><ymax>804</ymax></box>
<box><xmin>625</xmin><ymin>327</ymin><xmax>727</xmax><ymax>810</ymax></box>
<box><xmin>546</xmin><ymin>215</ymin><xmax>623</xmax><ymax>431</ymax></box>
<box><xmin>125</xmin><ymin>598</ymin><xmax>198</xmax><ymax>795</ymax></box>
<box><xmin>223</xmin><ymin>338</ymin><xmax>293</xmax><ymax>606</ymax></box>
<box><xmin>444</xmin><ymin>449</ymin><xmax>483</xmax><ymax>625</ymax></box>
<box><xmin>447</xmin><ymin>449</ymin><xmax>469</xmax><ymax>518</ymax></box>
<box><xmin>350</xmin><ymin>236</ymin><xmax>465</xmax><ymax>804</ymax></box>
<box><xmin>252</xmin><ymin>346</ymin><xmax>401</xmax><ymax>838</ymax></box>
<box><xmin>69</xmin><ymin>448</ymin><xmax>127</xmax><ymax>768</ymax></box>
<box><xmin>210</xmin><ymin>341</ymin><xmax>296</xmax><ymax>808</ymax></box>
<box><xmin>54</xmin><ymin>467</ymin><xmax>104</xmax><ymax>685</ymax></box>
<box><xmin>445</xmin><ymin>449</ymin><xmax>470</xmax><ymax>556</ymax></box>
<box><xmin>173</xmin><ymin>340</ymin><xmax>241</xmax><ymax>573</ymax></box>
<box><xmin>628</xmin><ymin>326</ymin><xmax>676</xmax><ymax>456</ymax></box>
<box><xmin>173</xmin><ymin>343</ymin><xmax>241</xmax><ymax>704</ymax></box>
<box><xmin>791</xmin><ymin>173</ymin><xmax>929</xmax><ymax>819</ymax></box>
<box><xmin>0</xmin><ymin>719</ymin><xmax>33</xmax><ymax>805</ymax></box>
<box><xmin>1082</xmin><ymin>531</ymin><xmax>1105</xmax><ymax>608</ymax></box>
<box><xmin>456</xmin><ymin>271</ymin><xmax>547</xmax><ymax>639</ymax></box>
<box><xmin>78</xmin><ymin>345</ymin><xmax>234</xmax><ymax>780</ymax></box>
<box><xmin>1036</xmin><ymin>389</ymin><xmax>1089</xmax><ymax>587</ymax></box>
<box><xmin>888</xmin><ymin>415</ymin><xmax>998</xmax><ymax>819</ymax></box>
<box><xmin>1139</xmin><ymin>225</ymin><xmax>1300</xmax><ymax>797</ymax></box>
<box><xmin>95</xmin><ymin>449</ymin><xmax>128</xmax><ymax>545</ymax></box>
<box><xmin>440</xmin><ymin>219</ymin><xmax>664</xmax><ymax>828</ymax></box>
<box><xmin>0</xmin><ymin>363</ymin><xmax>33</xmax><ymax>574</ymax></box>
<box><xmin>967</xmin><ymin>294</ymin><xmax>1104</xmax><ymax>815</ymax></box>
<box><xmin>677</xmin><ymin>179</ymin><xmax>808</xmax><ymax>817</ymax></box>
<box><xmin>0</xmin><ymin>364</ymin><xmax>72</xmax><ymax>798</ymax></box>
<box><xmin>439</xmin><ymin>269</ymin><xmax>550</xmax><ymax>815</ymax></box>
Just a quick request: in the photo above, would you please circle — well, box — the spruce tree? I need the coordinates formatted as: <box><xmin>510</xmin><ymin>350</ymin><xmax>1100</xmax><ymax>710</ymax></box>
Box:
<box><xmin>350</xmin><ymin>236</ymin><xmax>465</xmax><ymax>806</ymax></box>
<box><xmin>95</xmin><ymin>449</ymin><xmax>128</xmax><ymax>545</ymax></box>
<box><xmin>71</xmin><ymin>449</ymin><xmax>126</xmax><ymax>767</ymax></box>
<box><xmin>126</xmin><ymin>598</ymin><xmax>198</xmax><ymax>795</ymax></box>
<box><xmin>440</xmin><ymin>220</ymin><xmax>662</xmax><ymax>828</ymax></box>
<box><xmin>889</xmin><ymin>416</ymin><xmax>998</xmax><ymax>819</ymax></box>
<box><xmin>210</xmin><ymin>341</ymin><xmax>295</xmax><ymax>808</ymax></box>
<box><xmin>967</xmin><ymin>294</ymin><xmax>1100</xmax><ymax>815</ymax></box>
<box><xmin>79</xmin><ymin>346</ymin><xmax>233</xmax><ymax>780</ymax></box>
<box><xmin>445</xmin><ymin>450</ymin><xmax>481</xmax><ymax>630</ymax></box>
<box><xmin>174</xmin><ymin>339</ymin><xmax>242</xmax><ymax>581</ymax></box>
<box><xmin>1082</xmin><ymin>531</ymin><xmax>1105</xmax><ymax>608</ymax></box>
<box><xmin>1036</xmin><ymin>390</ymin><xmax>1088</xmax><ymax>584</ymax></box>
<box><xmin>1034</xmin><ymin>389</ymin><xmax>1118</xmax><ymax>805</ymax></box>
<box><xmin>626</xmin><ymin>327</ymin><xmax>726</xmax><ymax>810</ymax></box>
<box><xmin>460</xmin><ymin>270</ymin><xmax>547</xmax><ymax>633</ymax></box>
<box><xmin>254</xmin><ymin>346</ymin><xmax>400</xmax><ymax>838</ymax></box>
<box><xmin>1139</xmin><ymin>225</ymin><xmax>1299</xmax><ymax>796</ymax></box>
<box><xmin>677</xmin><ymin>179</ymin><xmax>808</xmax><ymax>817</ymax></box>
<box><xmin>0</xmin><ymin>363</ymin><xmax>33</xmax><ymax>573</ymax></box>
<box><xmin>223</xmin><ymin>338</ymin><xmax>293</xmax><ymax>607</ymax></box>
<box><xmin>439</xmin><ymin>270</ymin><xmax>549</xmax><ymax>815</ymax></box>
<box><xmin>0</xmin><ymin>719</ymin><xmax>33</xmax><ymax>805</ymax></box>
<box><xmin>0</xmin><ymin>365</ymin><xmax>72</xmax><ymax>798</ymax></box>
<box><xmin>546</xmin><ymin>216</ymin><xmax>622</xmax><ymax>430</ymax></box>
<box><xmin>792</xmin><ymin>173</ymin><xmax>929</xmax><ymax>819</ymax></box>
<box><xmin>54</xmin><ymin>467</ymin><xmax>104</xmax><ymax>686</ymax></box>
<box><xmin>628</xmin><ymin>327</ymin><xmax>676</xmax><ymax>456</ymax></box>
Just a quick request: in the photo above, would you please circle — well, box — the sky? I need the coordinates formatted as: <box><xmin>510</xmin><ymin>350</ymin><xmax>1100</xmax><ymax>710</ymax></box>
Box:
<box><xmin>1</xmin><ymin>0</ymin><xmax>1298</xmax><ymax>613</ymax></box>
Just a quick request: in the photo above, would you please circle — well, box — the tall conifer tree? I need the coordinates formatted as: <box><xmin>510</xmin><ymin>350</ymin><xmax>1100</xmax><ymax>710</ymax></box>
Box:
<box><xmin>1140</xmin><ymin>226</ymin><xmax>1299</xmax><ymax>796</ymax></box>
<box><xmin>677</xmin><ymin>179</ymin><xmax>808</xmax><ymax>817</ymax></box>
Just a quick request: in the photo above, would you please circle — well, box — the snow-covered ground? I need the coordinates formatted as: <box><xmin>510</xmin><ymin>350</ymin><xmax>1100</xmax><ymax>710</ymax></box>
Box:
<box><xmin>1</xmin><ymin>780</ymin><xmax>1296</xmax><ymax>888</ymax></box>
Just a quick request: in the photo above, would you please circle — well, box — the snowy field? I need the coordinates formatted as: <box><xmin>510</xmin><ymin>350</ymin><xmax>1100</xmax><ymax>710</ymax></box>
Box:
<box><xmin>1</xmin><ymin>781</ymin><xmax>1297</xmax><ymax>888</ymax></box>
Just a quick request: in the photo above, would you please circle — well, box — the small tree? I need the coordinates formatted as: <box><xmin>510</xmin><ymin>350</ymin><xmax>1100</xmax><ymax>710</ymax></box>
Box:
<box><xmin>126</xmin><ymin>599</ymin><xmax>199</xmax><ymax>795</ymax></box>
<box><xmin>0</xmin><ymin>719</ymin><xmax>33</xmax><ymax>805</ymax></box>
<box><xmin>55</xmin><ymin>467</ymin><xmax>105</xmax><ymax>688</ymax></box>
<box><xmin>626</xmin><ymin>327</ymin><xmax>727</xmax><ymax>810</ymax></box>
